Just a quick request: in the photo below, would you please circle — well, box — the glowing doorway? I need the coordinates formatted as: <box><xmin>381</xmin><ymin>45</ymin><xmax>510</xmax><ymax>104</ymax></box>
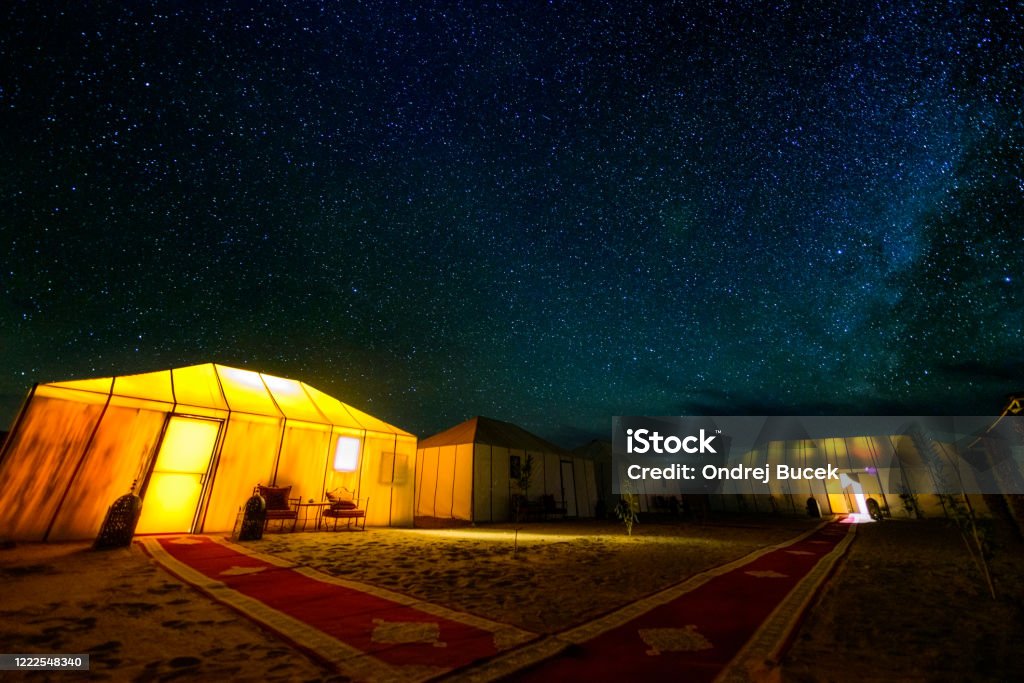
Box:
<box><xmin>136</xmin><ymin>416</ymin><xmax>222</xmax><ymax>534</ymax></box>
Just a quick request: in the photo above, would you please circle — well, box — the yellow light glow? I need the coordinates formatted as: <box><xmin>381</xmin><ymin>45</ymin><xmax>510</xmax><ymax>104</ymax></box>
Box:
<box><xmin>136</xmin><ymin>473</ymin><xmax>204</xmax><ymax>534</ymax></box>
<box><xmin>261</xmin><ymin>374</ymin><xmax>301</xmax><ymax>395</ymax></box>
<box><xmin>219</xmin><ymin>366</ymin><xmax>266</xmax><ymax>390</ymax></box>
<box><xmin>136</xmin><ymin>416</ymin><xmax>220</xmax><ymax>534</ymax></box>
<box><xmin>152</xmin><ymin>418</ymin><xmax>221</xmax><ymax>473</ymax></box>
<box><xmin>334</xmin><ymin>436</ymin><xmax>361</xmax><ymax>472</ymax></box>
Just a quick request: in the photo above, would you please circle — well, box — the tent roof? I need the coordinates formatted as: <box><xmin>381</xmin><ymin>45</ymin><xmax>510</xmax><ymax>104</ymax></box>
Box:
<box><xmin>419</xmin><ymin>416</ymin><xmax>569</xmax><ymax>454</ymax></box>
<box><xmin>42</xmin><ymin>363</ymin><xmax>413</xmax><ymax>437</ymax></box>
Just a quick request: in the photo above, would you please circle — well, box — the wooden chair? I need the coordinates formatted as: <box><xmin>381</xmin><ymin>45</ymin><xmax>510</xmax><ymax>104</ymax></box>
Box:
<box><xmin>322</xmin><ymin>488</ymin><xmax>368</xmax><ymax>531</ymax></box>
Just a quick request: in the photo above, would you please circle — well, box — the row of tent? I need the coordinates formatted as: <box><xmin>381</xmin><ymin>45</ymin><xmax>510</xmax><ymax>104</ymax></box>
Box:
<box><xmin>0</xmin><ymin>364</ymin><xmax>602</xmax><ymax>541</ymax></box>
<box><xmin>3</xmin><ymin>364</ymin><xmax>1017</xmax><ymax>542</ymax></box>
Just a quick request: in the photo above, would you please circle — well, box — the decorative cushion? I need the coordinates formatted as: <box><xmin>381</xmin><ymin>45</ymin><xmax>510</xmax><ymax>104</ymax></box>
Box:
<box><xmin>326</xmin><ymin>489</ymin><xmax>357</xmax><ymax>510</ymax></box>
<box><xmin>258</xmin><ymin>485</ymin><xmax>292</xmax><ymax>510</ymax></box>
<box><xmin>324</xmin><ymin>507</ymin><xmax>364</xmax><ymax>517</ymax></box>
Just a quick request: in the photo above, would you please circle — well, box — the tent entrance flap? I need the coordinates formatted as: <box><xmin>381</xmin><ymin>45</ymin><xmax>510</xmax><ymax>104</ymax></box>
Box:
<box><xmin>136</xmin><ymin>416</ymin><xmax>222</xmax><ymax>534</ymax></box>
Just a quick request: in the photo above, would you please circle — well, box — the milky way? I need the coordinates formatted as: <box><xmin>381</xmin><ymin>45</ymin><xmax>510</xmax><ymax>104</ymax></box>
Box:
<box><xmin>2</xmin><ymin>2</ymin><xmax>1021</xmax><ymax>444</ymax></box>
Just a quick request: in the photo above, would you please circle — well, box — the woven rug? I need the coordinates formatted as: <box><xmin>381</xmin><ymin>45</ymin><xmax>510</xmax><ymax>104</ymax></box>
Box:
<box><xmin>457</xmin><ymin>519</ymin><xmax>855</xmax><ymax>682</ymax></box>
<box><xmin>138</xmin><ymin>535</ymin><xmax>534</xmax><ymax>682</ymax></box>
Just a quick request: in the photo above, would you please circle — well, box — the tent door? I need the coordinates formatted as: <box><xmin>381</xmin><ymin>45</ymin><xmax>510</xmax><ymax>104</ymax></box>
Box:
<box><xmin>136</xmin><ymin>416</ymin><xmax>223</xmax><ymax>534</ymax></box>
<box><xmin>560</xmin><ymin>460</ymin><xmax>578</xmax><ymax>517</ymax></box>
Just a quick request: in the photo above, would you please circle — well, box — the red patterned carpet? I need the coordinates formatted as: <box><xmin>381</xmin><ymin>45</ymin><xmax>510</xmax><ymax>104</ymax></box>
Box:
<box><xmin>472</xmin><ymin>519</ymin><xmax>854</xmax><ymax>682</ymax></box>
<box><xmin>141</xmin><ymin>520</ymin><xmax>854</xmax><ymax>682</ymax></box>
<box><xmin>138</xmin><ymin>536</ymin><xmax>534</xmax><ymax>682</ymax></box>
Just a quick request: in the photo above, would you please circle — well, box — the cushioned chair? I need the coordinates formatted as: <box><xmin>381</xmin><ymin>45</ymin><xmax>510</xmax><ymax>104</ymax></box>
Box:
<box><xmin>256</xmin><ymin>484</ymin><xmax>299</xmax><ymax>532</ymax></box>
<box><xmin>322</xmin><ymin>488</ymin><xmax>368</xmax><ymax>531</ymax></box>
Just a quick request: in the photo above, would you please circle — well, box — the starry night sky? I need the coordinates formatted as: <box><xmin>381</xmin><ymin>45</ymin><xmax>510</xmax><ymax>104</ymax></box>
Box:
<box><xmin>1</xmin><ymin>2</ymin><xmax>1022</xmax><ymax>445</ymax></box>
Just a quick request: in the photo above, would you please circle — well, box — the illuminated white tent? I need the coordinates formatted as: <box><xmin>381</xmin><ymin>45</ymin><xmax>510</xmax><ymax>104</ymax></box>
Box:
<box><xmin>0</xmin><ymin>363</ymin><xmax>417</xmax><ymax>541</ymax></box>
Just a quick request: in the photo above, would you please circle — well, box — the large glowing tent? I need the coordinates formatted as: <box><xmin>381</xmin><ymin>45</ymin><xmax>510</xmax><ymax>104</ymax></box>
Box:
<box><xmin>415</xmin><ymin>416</ymin><xmax>598</xmax><ymax>523</ymax></box>
<box><xmin>0</xmin><ymin>364</ymin><xmax>417</xmax><ymax>541</ymax></box>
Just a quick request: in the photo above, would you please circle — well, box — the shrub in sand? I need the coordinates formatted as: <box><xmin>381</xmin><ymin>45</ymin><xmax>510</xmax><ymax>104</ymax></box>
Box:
<box><xmin>614</xmin><ymin>484</ymin><xmax>640</xmax><ymax>536</ymax></box>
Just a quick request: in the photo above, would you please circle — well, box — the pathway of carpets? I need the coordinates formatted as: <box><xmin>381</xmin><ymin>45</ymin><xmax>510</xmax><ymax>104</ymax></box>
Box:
<box><xmin>460</xmin><ymin>519</ymin><xmax>855</xmax><ymax>682</ymax></box>
<box><xmin>140</xmin><ymin>520</ymin><xmax>854</xmax><ymax>682</ymax></box>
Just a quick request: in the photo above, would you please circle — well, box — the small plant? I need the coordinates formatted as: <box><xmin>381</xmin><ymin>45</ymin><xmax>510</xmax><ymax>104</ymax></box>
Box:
<box><xmin>943</xmin><ymin>492</ymin><xmax>997</xmax><ymax>600</ymax></box>
<box><xmin>913</xmin><ymin>428</ymin><xmax>995</xmax><ymax>599</ymax></box>
<box><xmin>614</xmin><ymin>483</ymin><xmax>640</xmax><ymax>536</ymax></box>
<box><xmin>512</xmin><ymin>454</ymin><xmax>535</xmax><ymax>524</ymax></box>
<box><xmin>515</xmin><ymin>454</ymin><xmax>534</xmax><ymax>497</ymax></box>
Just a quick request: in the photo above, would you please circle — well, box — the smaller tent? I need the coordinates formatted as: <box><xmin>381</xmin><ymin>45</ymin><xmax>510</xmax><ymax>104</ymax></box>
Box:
<box><xmin>0</xmin><ymin>364</ymin><xmax>417</xmax><ymax>541</ymax></box>
<box><xmin>415</xmin><ymin>416</ymin><xmax>598</xmax><ymax>524</ymax></box>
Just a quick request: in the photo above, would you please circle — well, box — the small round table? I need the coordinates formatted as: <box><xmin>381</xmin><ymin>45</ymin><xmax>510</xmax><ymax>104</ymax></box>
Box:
<box><xmin>293</xmin><ymin>501</ymin><xmax>331</xmax><ymax>531</ymax></box>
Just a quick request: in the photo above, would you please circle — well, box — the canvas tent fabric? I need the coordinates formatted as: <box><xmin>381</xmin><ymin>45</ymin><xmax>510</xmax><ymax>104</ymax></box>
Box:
<box><xmin>0</xmin><ymin>364</ymin><xmax>417</xmax><ymax>541</ymax></box>
<box><xmin>415</xmin><ymin>416</ymin><xmax>599</xmax><ymax>523</ymax></box>
<box><xmin>573</xmin><ymin>440</ymin><xmax>614</xmax><ymax>511</ymax></box>
<box><xmin>708</xmin><ymin>429</ymin><xmax>996</xmax><ymax>519</ymax></box>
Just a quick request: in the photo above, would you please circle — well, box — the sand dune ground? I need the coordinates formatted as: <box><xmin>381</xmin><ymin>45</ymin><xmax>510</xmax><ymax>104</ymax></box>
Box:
<box><xmin>1</xmin><ymin>515</ymin><xmax>1021</xmax><ymax>681</ymax></box>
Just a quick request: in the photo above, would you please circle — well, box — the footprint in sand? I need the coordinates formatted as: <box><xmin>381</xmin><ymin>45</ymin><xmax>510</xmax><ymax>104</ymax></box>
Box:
<box><xmin>160</xmin><ymin>620</ymin><xmax>190</xmax><ymax>630</ymax></box>
<box><xmin>109</xmin><ymin>602</ymin><xmax>160</xmax><ymax>616</ymax></box>
<box><xmin>88</xmin><ymin>640</ymin><xmax>121</xmax><ymax>653</ymax></box>
<box><xmin>167</xmin><ymin>656</ymin><xmax>201</xmax><ymax>668</ymax></box>
<box><xmin>0</xmin><ymin>563</ymin><xmax>59</xmax><ymax>578</ymax></box>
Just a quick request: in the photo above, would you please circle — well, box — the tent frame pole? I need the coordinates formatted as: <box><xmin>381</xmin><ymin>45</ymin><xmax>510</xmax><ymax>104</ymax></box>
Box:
<box><xmin>388</xmin><ymin>434</ymin><xmax>398</xmax><ymax>526</ymax></box>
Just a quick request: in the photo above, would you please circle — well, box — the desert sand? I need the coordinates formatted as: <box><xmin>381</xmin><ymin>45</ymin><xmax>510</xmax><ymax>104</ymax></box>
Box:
<box><xmin>1</xmin><ymin>514</ymin><xmax>1022</xmax><ymax>681</ymax></box>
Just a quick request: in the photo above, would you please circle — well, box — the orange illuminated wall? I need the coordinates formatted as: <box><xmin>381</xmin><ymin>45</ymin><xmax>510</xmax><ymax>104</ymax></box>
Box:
<box><xmin>0</xmin><ymin>364</ymin><xmax>417</xmax><ymax>541</ymax></box>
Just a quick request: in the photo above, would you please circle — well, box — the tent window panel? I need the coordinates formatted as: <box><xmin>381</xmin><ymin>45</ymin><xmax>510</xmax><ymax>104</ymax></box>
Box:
<box><xmin>510</xmin><ymin>455</ymin><xmax>521</xmax><ymax>480</ymax></box>
<box><xmin>334</xmin><ymin>436</ymin><xmax>361</xmax><ymax>472</ymax></box>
